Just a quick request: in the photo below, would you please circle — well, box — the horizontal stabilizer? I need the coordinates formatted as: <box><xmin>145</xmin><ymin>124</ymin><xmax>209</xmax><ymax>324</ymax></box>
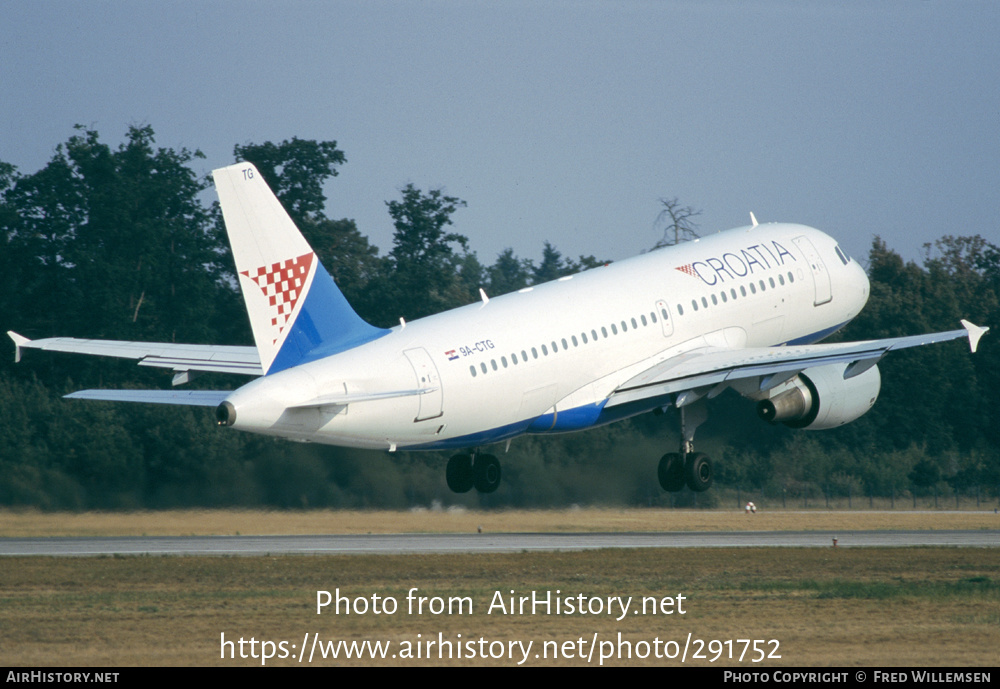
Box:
<box><xmin>64</xmin><ymin>390</ymin><xmax>232</xmax><ymax>407</ymax></box>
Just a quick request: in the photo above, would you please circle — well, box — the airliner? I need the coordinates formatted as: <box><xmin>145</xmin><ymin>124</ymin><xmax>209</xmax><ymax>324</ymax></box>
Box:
<box><xmin>9</xmin><ymin>163</ymin><xmax>988</xmax><ymax>495</ymax></box>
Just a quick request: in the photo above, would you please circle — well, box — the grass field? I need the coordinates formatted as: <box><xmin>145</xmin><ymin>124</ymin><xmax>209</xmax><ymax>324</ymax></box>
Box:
<box><xmin>1</xmin><ymin>507</ymin><xmax>997</xmax><ymax>537</ymax></box>
<box><xmin>1</xmin><ymin>509</ymin><xmax>997</xmax><ymax>667</ymax></box>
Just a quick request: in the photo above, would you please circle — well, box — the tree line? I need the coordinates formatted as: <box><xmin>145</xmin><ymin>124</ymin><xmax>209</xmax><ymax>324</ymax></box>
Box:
<box><xmin>1</xmin><ymin>126</ymin><xmax>997</xmax><ymax>509</ymax></box>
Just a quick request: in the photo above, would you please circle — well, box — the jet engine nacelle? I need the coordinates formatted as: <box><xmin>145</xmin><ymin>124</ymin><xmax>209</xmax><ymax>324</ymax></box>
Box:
<box><xmin>756</xmin><ymin>363</ymin><xmax>881</xmax><ymax>430</ymax></box>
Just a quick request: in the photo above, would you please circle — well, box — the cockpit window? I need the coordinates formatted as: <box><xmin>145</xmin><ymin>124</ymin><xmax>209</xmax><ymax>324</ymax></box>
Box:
<box><xmin>835</xmin><ymin>245</ymin><xmax>850</xmax><ymax>265</ymax></box>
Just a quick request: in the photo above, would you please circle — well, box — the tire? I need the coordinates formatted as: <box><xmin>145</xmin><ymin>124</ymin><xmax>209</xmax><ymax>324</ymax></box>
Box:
<box><xmin>473</xmin><ymin>454</ymin><xmax>502</xmax><ymax>494</ymax></box>
<box><xmin>684</xmin><ymin>452</ymin><xmax>713</xmax><ymax>492</ymax></box>
<box><xmin>446</xmin><ymin>454</ymin><xmax>474</xmax><ymax>493</ymax></box>
<box><xmin>658</xmin><ymin>452</ymin><xmax>685</xmax><ymax>492</ymax></box>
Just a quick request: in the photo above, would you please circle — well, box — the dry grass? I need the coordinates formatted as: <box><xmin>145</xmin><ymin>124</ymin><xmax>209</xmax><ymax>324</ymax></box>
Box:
<box><xmin>0</xmin><ymin>548</ymin><xmax>996</xmax><ymax>667</ymax></box>
<box><xmin>2</xmin><ymin>509</ymin><xmax>996</xmax><ymax>666</ymax></box>
<box><xmin>1</xmin><ymin>507</ymin><xmax>997</xmax><ymax>537</ymax></box>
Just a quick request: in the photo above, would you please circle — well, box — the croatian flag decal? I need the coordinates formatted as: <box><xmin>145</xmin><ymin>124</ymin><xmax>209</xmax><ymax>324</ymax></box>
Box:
<box><xmin>675</xmin><ymin>263</ymin><xmax>699</xmax><ymax>278</ymax></box>
<box><xmin>241</xmin><ymin>252</ymin><xmax>315</xmax><ymax>344</ymax></box>
<box><xmin>445</xmin><ymin>350</ymin><xmax>459</xmax><ymax>361</ymax></box>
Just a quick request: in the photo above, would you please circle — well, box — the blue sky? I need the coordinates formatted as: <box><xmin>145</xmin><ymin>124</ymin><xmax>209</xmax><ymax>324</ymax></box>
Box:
<box><xmin>3</xmin><ymin>1</ymin><xmax>998</xmax><ymax>268</ymax></box>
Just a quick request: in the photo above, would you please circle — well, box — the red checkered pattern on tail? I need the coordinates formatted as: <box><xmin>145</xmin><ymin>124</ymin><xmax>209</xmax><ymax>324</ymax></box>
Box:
<box><xmin>675</xmin><ymin>263</ymin><xmax>699</xmax><ymax>278</ymax></box>
<box><xmin>240</xmin><ymin>253</ymin><xmax>315</xmax><ymax>344</ymax></box>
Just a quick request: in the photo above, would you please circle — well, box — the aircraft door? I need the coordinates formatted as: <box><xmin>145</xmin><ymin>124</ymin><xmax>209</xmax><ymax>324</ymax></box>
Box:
<box><xmin>655</xmin><ymin>300</ymin><xmax>674</xmax><ymax>337</ymax></box>
<box><xmin>403</xmin><ymin>348</ymin><xmax>444</xmax><ymax>421</ymax></box>
<box><xmin>793</xmin><ymin>236</ymin><xmax>833</xmax><ymax>306</ymax></box>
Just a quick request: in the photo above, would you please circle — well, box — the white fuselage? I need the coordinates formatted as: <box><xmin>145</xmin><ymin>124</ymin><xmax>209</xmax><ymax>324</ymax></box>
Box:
<box><xmin>224</xmin><ymin>223</ymin><xmax>869</xmax><ymax>450</ymax></box>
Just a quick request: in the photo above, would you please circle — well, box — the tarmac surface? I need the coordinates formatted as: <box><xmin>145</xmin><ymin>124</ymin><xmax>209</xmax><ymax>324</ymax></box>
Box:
<box><xmin>2</xmin><ymin>530</ymin><xmax>998</xmax><ymax>556</ymax></box>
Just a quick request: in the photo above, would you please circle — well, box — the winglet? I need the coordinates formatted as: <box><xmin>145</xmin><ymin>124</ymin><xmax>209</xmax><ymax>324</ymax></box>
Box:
<box><xmin>960</xmin><ymin>320</ymin><xmax>989</xmax><ymax>353</ymax></box>
<box><xmin>7</xmin><ymin>331</ymin><xmax>30</xmax><ymax>363</ymax></box>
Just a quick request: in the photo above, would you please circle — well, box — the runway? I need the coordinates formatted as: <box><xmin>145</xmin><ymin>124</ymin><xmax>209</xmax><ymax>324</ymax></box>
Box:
<box><xmin>2</xmin><ymin>530</ymin><xmax>997</xmax><ymax>556</ymax></box>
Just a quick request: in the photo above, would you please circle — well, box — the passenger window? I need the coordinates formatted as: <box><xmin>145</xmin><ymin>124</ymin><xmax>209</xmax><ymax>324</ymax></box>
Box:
<box><xmin>769</xmin><ymin>277</ymin><xmax>775</xmax><ymax>288</ymax></box>
<box><xmin>470</xmin><ymin>365</ymin><xmax>477</xmax><ymax>377</ymax></box>
<box><xmin>631</xmin><ymin>317</ymin><xmax>638</xmax><ymax>329</ymax></box>
<box><xmin>501</xmin><ymin>356</ymin><xmax>508</xmax><ymax>368</ymax></box>
<box><xmin>541</xmin><ymin>344</ymin><xmax>548</xmax><ymax>355</ymax></box>
<box><xmin>621</xmin><ymin>321</ymin><xmax>628</xmax><ymax>332</ymax></box>
<box><xmin>701</xmin><ymin>297</ymin><xmax>708</xmax><ymax>308</ymax></box>
<box><xmin>740</xmin><ymin>286</ymin><xmax>747</xmax><ymax>297</ymax></box>
<box><xmin>677</xmin><ymin>304</ymin><xmax>684</xmax><ymax>316</ymax></box>
<box><xmin>711</xmin><ymin>294</ymin><xmax>718</xmax><ymax>306</ymax></box>
<box><xmin>572</xmin><ymin>335</ymin><xmax>578</xmax><ymax>346</ymax></box>
<box><xmin>691</xmin><ymin>299</ymin><xmax>698</xmax><ymax>311</ymax></box>
<box><xmin>480</xmin><ymin>362</ymin><xmax>487</xmax><ymax>374</ymax></box>
<box><xmin>750</xmin><ymin>283</ymin><xmax>756</xmax><ymax>294</ymax></box>
<box><xmin>491</xmin><ymin>360</ymin><xmax>498</xmax><ymax>371</ymax></box>
<box><xmin>562</xmin><ymin>338</ymin><xmax>568</xmax><ymax>349</ymax></box>
<box><xmin>641</xmin><ymin>315</ymin><xmax>648</xmax><ymax>326</ymax></box>
<box><xmin>601</xmin><ymin>327</ymin><xmax>608</xmax><ymax>338</ymax></box>
<box><xmin>721</xmin><ymin>292</ymin><xmax>727</xmax><ymax>303</ymax></box>
<box><xmin>611</xmin><ymin>323</ymin><xmax>618</xmax><ymax>335</ymax></box>
<box><xmin>531</xmin><ymin>347</ymin><xmax>538</xmax><ymax>359</ymax></box>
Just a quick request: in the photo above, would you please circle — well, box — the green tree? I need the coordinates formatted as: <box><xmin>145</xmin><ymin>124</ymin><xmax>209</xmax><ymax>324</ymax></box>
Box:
<box><xmin>233</xmin><ymin>138</ymin><xmax>346</xmax><ymax>226</ymax></box>
<box><xmin>382</xmin><ymin>184</ymin><xmax>469</xmax><ymax>320</ymax></box>
<box><xmin>487</xmin><ymin>248</ymin><xmax>533</xmax><ymax>296</ymax></box>
<box><xmin>2</xmin><ymin>126</ymin><xmax>232</xmax><ymax>360</ymax></box>
<box><xmin>533</xmin><ymin>241</ymin><xmax>568</xmax><ymax>283</ymax></box>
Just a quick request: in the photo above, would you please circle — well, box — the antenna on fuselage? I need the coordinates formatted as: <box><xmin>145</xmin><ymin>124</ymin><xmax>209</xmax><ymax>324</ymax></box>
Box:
<box><xmin>750</xmin><ymin>212</ymin><xmax>759</xmax><ymax>227</ymax></box>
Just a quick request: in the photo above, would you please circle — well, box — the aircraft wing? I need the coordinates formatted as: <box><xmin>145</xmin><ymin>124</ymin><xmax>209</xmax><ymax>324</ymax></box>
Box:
<box><xmin>606</xmin><ymin>320</ymin><xmax>988</xmax><ymax>408</ymax></box>
<box><xmin>8</xmin><ymin>331</ymin><xmax>262</xmax><ymax>381</ymax></box>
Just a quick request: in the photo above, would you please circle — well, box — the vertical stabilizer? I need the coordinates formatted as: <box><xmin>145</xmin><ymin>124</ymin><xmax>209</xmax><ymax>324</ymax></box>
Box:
<box><xmin>213</xmin><ymin>163</ymin><xmax>388</xmax><ymax>374</ymax></box>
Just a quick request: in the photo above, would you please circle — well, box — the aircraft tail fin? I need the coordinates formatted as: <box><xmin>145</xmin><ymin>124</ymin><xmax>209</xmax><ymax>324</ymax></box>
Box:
<box><xmin>212</xmin><ymin>163</ymin><xmax>388</xmax><ymax>374</ymax></box>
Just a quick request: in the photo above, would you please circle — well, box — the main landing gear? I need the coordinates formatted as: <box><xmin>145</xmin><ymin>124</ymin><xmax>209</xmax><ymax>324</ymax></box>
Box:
<box><xmin>657</xmin><ymin>399</ymin><xmax>713</xmax><ymax>493</ymax></box>
<box><xmin>447</xmin><ymin>452</ymin><xmax>502</xmax><ymax>494</ymax></box>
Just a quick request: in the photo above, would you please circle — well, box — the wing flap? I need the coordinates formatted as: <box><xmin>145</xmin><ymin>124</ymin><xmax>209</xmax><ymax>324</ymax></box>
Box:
<box><xmin>8</xmin><ymin>332</ymin><xmax>262</xmax><ymax>377</ymax></box>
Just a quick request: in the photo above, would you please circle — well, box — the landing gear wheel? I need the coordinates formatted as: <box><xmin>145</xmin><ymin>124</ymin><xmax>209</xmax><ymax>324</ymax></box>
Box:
<box><xmin>658</xmin><ymin>452</ymin><xmax>685</xmax><ymax>492</ymax></box>
<box><xmin>446</xmin><ymin>454</ymin><xmax>474</xmax><ymax>493</ymax></box>
<box><xmin>473</xmin><ymin>454</ymin><xmax>502</xmax><ymax>494</ymax></box>
<box><xmin>684</xmin><ymin>452</ymin><xmax>713</xmax><ymax>492</ymax></box>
